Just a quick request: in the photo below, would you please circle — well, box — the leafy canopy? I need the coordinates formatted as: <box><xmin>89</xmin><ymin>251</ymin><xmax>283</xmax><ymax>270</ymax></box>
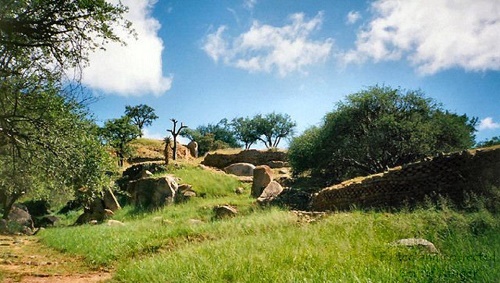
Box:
<box><xmin>288</xmin><ymin>85</ymin><xmax>477</xmax><ymax>183</ymax></box>
<box><xmin>125</xmin><ymin>104</ymin><xmax>158</xmax><ymax>137</ymax></box>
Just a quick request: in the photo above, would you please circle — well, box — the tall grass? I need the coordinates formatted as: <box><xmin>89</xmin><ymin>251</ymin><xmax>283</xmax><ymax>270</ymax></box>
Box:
<box><xmin>38</xmin><ymin>162</ymin><xmax>500</xmax><ymax>282</ymax></box>
<box><xmin>112</xmin><ymin>209</ymin><xmax>499</xmax><ymax>282</ymax></box>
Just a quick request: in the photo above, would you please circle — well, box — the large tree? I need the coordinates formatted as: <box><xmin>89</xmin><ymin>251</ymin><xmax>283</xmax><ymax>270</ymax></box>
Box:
<box><xmin>100</xmin><ymin>116</ymin><xmax>141</xmax><ymax>167</ymax></box>
<box><xmin>0</xmin><ymin>79</ymin><xmax>115</xmax><ymax>218</ymax></box>
<box><xmin>125</xmin><ymin>104</ymin><xmax>158</xmax><ymax>137</ymax></box>
<box><xmin>288</xmin><ymin>85</ymin><xmax>477</xmax><ymax>183</ymax></box>
<box><xmin>0</xmin><ymin>0</ymin><xmax>129</xmax><ymax>217</ymax></box>
<box><xmin>231</xmin><ymin>116</ymin><xmax>260</xmax><ymax>150</ymax></box>
<box><xmin>254</xmin><ymin>112</ymin><xmax>296</xmax><ymax>149</ymax></box>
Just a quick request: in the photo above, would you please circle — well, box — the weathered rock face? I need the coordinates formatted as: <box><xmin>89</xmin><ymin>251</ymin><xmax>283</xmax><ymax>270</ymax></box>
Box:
<box><xmin>127</xmin><ymin>176</ymin><xmax>178</xmax><ymax>209</ymax></box>
<box><xmin>251</xmin><ymin>165</ymin><xmax>273</xmax><ymax>198</ymax></box>
<box><xmin>224</xmin><ymin>163</ymin><xmax>256</xmax><ymax>176</ymax></box>
<box><xmin>257</xmin><ymin>181</ymin><xmax>284</xmax><ymax>205</ymax></box>
<box><xmin>202</xmin><ymin>149</ymin><xmax>287</xmax><ymax>169</ymax></box>
<box><xmin>187</xmin><ymin>141</ymin><xmax>199</xmax><ymax>158</ymax></box>
<box><xmin>312</xmin><ymin>146</ymin><xmax>500</xmax><ymax>211</ymax></box>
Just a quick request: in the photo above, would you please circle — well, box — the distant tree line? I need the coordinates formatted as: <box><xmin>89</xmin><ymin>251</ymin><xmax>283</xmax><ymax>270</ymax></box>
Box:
<box><xmin>181</xmin><ymin>113</ymin><xmax>296</xmax><ymax>156</ymax></box>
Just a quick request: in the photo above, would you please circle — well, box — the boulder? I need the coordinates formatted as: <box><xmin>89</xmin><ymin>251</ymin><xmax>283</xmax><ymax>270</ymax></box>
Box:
<box><xmin>5</xmin><ymin>205</ymin><xmax>35</xmax><ymax>234</ymax></box>
<box><xmin>75</xmin><ymin>198</ymin><xmax>107</xmax><ymax>225</ymax></box>
<box><xmin>391</xmin><ymin>238</ymin><xmax>439</xmax><ymax>254</ymax></box>
<box><xmin>103</xmin><ymin>187</ymin><xmax>121</xmax><ymax>212</ymax></box>
<box><xmin>187</xmin><ymin>141</ymin><xmax>199</xmax><ymax>158</ymax></box>
<box><xmin>251</xmin><ymin>165</ymin><xmax>273</xmax><ymax>198</ymax></box>
<box><xmin>213</xmin><ymin>205</ymin><xmax>238</xmax><ymax>219</ymax></box>
<box><xmin>127</xmin><ymin>176</ymin><xmax>178</xmax><ymax>209</ymax></box>
<box><xmin>224</xmin><ymin>163</ymin><xmax>256</xmax><ymax>176</ymax></box>
<box><xmin>175</xmin><ymin>184</ymin><xmax>197</xmax><ymax>203</ymax></box>
<box><xmin>257</xmin><ymin>181</ymin><xmax>284</xmax><ymax>205</ymax></box>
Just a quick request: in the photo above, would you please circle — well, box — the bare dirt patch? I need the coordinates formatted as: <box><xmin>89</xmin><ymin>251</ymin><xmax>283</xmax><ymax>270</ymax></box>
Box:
<box><xmin>0</xmin><ymin>235</ymin><xmax>111</xmax><ymax>283</ymax></box>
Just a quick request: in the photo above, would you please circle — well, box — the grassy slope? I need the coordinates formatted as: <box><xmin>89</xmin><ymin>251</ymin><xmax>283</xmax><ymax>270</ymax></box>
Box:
<box><xmin>38</xmin><ymin>139</ymin><xmax>500</xmax><ymax>282</ymax></box>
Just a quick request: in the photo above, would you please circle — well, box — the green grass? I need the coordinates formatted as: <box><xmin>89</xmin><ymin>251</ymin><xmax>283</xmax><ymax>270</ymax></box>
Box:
<box><xmin>37</xmin><ymin>164</ymin><xmax>500</xmax><ymax>282</ymax></box>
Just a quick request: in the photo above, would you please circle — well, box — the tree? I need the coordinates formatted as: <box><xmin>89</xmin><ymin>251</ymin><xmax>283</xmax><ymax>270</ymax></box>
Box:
<box><xmin>288</xmin><ymin>85</ymin><xmax>477</xmax><ymax>183</ymax></box>
<box><xmin>125</xmin><ymin>104</ymin><xmax>158</xmax><ymax>137</ymax></box>
<box><xmin>0</xmin><ymin>80</ymin><xmax>115</xmax><ymax>218</ymax></box>
<box><xmin>231</xmin><ymin>117</ymin><xmax>260</xmax><ymax>150</ymax></box>
<box><xmin>0</xmin><ymin>0</ymin><xmax>130</xmax><ymax>80</ymax></box>
<box><xmin>254</xmin><ymin>113</ymin><xmax>296</xmax><ymax>148</ymax></box>
<box><xmin>181</xmin><ymin>119</ymin><xmax>241</xmax><ymax>155</ymax></box>
<box><xmin>167</xmin><ymin>119</ymin><xmax>187</xmax><ymax>160</ymax></box>
<box><xmin>100</xmin><ymin>116</ymin><xmax>141</xmax><ymax>167</ymax></box>
<box><xmin>0</xmin><ymin>0</ymin><xmax>129</xmax><ymax>217</ymax></box>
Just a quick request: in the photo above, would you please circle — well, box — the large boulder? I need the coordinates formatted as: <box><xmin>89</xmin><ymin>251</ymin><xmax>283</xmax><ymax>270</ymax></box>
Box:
<box><xmin>251</xmin><ymin>165</ymin><xmax>273</xmax><ymax>198</ymax></box>
<box><xmin>257</xmin><ymin>181</ymin><xmax>284</xmax><ymax>205</ymax></box>
<box><xmin>224</xmin><ymin>163</ymin><xmax>256</xmax><ymax>176</ymax></box>
<box><xmin>127</xmin><ymin>176</ymin><xmax>178</xmax><ymax>209</ymax></box>
<box><xmin>187</xmin><ymin>141</ymin><xmax>199</xmax><ymax>158</ymax></box>
<box><xmin>4</xmin><ymin>205</ymin><xmax>35</xmax><ymax>234</ymax></box>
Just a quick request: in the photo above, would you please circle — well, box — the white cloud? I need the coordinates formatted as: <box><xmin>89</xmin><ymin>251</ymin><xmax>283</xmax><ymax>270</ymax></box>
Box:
<box><xmin>244</xmin><ymin>0</ymin><xmax>257</xmax><ymax>10</ymax></box>
<box><xmin>343</xmin><ymin>0</ymin><xmax>500</xmax><ymax>74</ymax></box>
<box><xmin>478</xmin><ymin>117</ymin><xmax>500</xmax><ymax>131</ymax></box>
<box><xmin>346</xmin><ymin>11</ymin><xmax>361</xmax><ymax>25</ymax></box>
<box><xmin>82</xmin><ymin>0</ymin><xmax>172</xmax><ymax>96</ymax></box>
<box><xmin>203</xmin><ymin>12</ymin><xmax>333</xmax><ymax>76</ymax></box>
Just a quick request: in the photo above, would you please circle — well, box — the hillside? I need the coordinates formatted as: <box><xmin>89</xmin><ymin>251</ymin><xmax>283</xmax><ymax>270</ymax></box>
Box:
<box><xmin>1</xmin><ymin>139</ymin><xmax>499</xmax><ymax>282</ymax></box>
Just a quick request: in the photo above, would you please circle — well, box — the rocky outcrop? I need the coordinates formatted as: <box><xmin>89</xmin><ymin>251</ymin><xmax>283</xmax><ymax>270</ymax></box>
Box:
<box><xmin>251</xmin><ymin>165</ymin><xmax>273</xmax><ymax>198</ymax></box>
<box><xmin>257</xmin><ymin>181</ymin><xmax>284</xmax><ymax>205</ymax></box>
<box><xmin>224</xmin><ymin>163</ymin><xmax>256</xmax><ymax>176</ymax></box>
<box><xmin>127</xmin><ymin>176</ymin><xmax>178</xmax><ymax>209</ymax></box>
<box><xmin>202</xmin><ymin>149</ymin><xmax>287</xmax><ymax>169</ymax></box>
<box><xmin>1</xmin><ymin>205</ymin><xmax>35</xmax><ymax>235</ymax></box>
<box><xmin>312</xmin><ymin>146</ymin><xmax>500</xmax><ymax>211</ymax></box>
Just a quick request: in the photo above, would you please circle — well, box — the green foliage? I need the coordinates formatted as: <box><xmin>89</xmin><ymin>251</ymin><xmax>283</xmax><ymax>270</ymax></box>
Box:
<box><xmin>0</xmin><ymin>0</ymin><xmax>130</xmax><ymax>80</ymax></box>
<box><xmin>182</xmin><ymin>119</ymin><xmax>241</xmax><ymax>155</ymax></box>
<box><xmin>124</xmin><ymin>104</ymin><xmax>158</xmax><ymax>137</ymax></box>
<box><xmin>100</xmin><ymin>116</ymin><xmax>141</xmax><ymax>166</ymax></box>
<box><xmin>476</xmin><ymin>136</ymin><xmax>500</xmax><ymax>148</ymax></box>
<box><xmin>231</xmin><ymin>116</ymin><xmax>260</xmax><ymax>150</ymax></box>
<box><xmin>254</xmin><ymin>112</ymin><xmax>297</xmax><ymax>149</ymax></box>
<box><xmin>0</xmin><ymin>0</ymin><xmax>129</xmax><ymax>217</ymax></box>
<box><xmin>0</xmin><ymin>78</ymin><xmax>115</xmax><ymax>218</ymax></box>
<box><xmin>289</xmin><ymin>85</ymin><xmax>477</xmax><ymax>182</ymax></box>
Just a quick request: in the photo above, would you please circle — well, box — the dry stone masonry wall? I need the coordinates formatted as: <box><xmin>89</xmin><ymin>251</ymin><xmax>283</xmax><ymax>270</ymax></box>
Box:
<box><xmin>312</xmin><ymin>146</ymin><xmax>500</xmax><ymax>211</ymax></box>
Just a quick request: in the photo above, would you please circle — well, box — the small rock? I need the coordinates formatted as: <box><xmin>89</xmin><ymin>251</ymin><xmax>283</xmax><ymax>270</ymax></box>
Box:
<box><xmin>391</xmin><ymin>238</ymin><xmax>439</xmax><ymax>253</ymax></box>
<box><xmin>213</xmin><ymin>205</ymin><xmax>238</xmax><ymax>219</ymax></box>
<box><xmin>234</xmin><ymin>187</ymin><xmax>244</xmax><ymax>194</ymax></box>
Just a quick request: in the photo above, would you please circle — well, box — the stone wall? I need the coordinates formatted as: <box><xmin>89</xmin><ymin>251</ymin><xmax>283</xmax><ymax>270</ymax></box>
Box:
<box><xmin>311</xmin><ymin>146</ymin><xmax>500</xmax><ymax>211</ymax></box>
<box><xmin>202</xmin><ymin>149</ymin><xmax>287</xmax><ymax>169</ymax></box>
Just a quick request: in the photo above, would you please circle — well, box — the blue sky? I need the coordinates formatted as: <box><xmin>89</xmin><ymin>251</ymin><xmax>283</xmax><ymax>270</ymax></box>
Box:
<box><xmin>83</xmin><ymin>0</ymin><xmax>500</xmax><ymax>147</ymax></box>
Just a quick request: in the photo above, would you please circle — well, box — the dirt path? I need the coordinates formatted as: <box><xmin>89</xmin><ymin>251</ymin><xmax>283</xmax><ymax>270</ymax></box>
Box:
<box><xmin>0</xmin><ymin>235</ymin><xmax>112</xmax><ymax>283</ymax></box>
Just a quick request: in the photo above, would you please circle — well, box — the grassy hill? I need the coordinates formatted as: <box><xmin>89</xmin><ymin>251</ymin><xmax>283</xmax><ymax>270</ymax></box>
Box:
<box><xmin>35</xmin><ymin>139</ymin><xmax>500</xmax><ymax>282</ymax></box>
